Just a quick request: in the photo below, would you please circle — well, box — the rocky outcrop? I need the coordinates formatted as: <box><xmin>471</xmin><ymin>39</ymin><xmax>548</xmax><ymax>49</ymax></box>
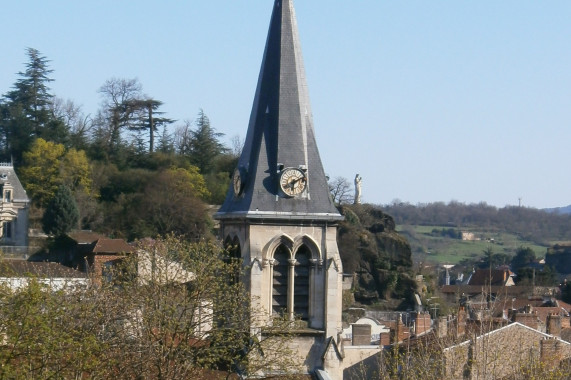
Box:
<box><xmin>337</xmin><ymin>205</ymin><xmax>415</xmax><ymax>305</ymax></box>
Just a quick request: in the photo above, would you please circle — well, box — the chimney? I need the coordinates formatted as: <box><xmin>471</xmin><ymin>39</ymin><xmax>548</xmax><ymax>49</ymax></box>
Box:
<box><xmin>379</xmin><ymin>332</ymin><xmax>390</xmax><ymax>346</ymax></box>
<box><xmin>391</xmin><ymin>318</ymin><xmax>410</xmax><ymax>344</ymax></box>
<box><xmin>436</xmin><ymin>316</ymin><xmax>448</xmax><ymax>338</ymax></box>
<box><xmin>351</xmin><ymin>324</ymin><xmax>371</xmax><ymax>346</ymax></box>
<box><xmin>547</xmin><ymin>313</ymin><xmax>562</xmax><ymax>337</ymax></box>
<box><xmin>512</xmin><ymin>310</ymin><xmax>539</xmax><ymax>330</ymax></box>
<box><xmin>540</xmin><ymin>337</ymin><xmax>564</xmax><ymax>367</ymax></box>
<box><xmin>456</xmin><ymin>306</ymin><xmax>467</xmax><ymax>337</ymax></box>
<box><xmin>414</xmin><ymin>312</ymin><xmax>431</xmax><ymax>335</ymax></box>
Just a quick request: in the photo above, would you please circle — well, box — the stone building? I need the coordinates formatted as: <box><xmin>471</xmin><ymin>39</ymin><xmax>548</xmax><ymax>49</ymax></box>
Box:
<box><xmin>443</xmin><ymin>322</ymin><xmax>571</xmax><ymax>379</ymax></box>
<box><xmin>214</xmin><ymin>0</ymin><xmax>344</xmax><ymax>378</ymax></box>
<box><xmin>0</xmin><ymin>163</ymin><xmax>29</xmax><ymax>250</ymax></box>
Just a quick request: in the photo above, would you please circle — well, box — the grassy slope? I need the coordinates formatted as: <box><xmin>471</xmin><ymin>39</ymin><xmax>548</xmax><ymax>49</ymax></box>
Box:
<box><xmin>397</xmin><ymin>224</ymin><xmax>549</xmax><ymax>265</ymax></box>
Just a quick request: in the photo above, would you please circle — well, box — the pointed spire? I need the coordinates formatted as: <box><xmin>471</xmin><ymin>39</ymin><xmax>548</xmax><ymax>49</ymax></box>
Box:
<box><xmin>216</xmin><ymin>0</ymin><xmax>341</xmax><ymax>220</ymax></box>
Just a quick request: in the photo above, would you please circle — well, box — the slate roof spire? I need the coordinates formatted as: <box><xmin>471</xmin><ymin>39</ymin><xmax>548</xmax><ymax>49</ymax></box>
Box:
<box><xmin>215</xmin><ymin>0</ymin><xmax>341</xmax><ymax>221</ymax></box>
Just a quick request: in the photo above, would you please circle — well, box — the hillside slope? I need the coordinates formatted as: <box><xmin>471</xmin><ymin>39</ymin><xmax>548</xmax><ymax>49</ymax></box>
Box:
<box><xmin>337</xmin><ymin>204</ymin><xmax>416</xmax><ymax>306</ymax></box>
<box><xmin>381</xmin><ymin>201</ymin><xmax>571</xmax><ymax>266</ymax></box>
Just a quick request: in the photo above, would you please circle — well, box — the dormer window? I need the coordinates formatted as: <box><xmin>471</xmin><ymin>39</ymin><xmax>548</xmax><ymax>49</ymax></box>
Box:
<box><xmin>3</xmin><ymin>183</ymin><xmax>13</xmax><ymax>203</ymax></box>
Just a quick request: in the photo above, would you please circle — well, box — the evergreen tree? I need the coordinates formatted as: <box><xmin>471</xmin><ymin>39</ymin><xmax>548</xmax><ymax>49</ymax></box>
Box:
<box><xmin>511</xmin><ymin>246</ymin><xmax>536</xmax><ymax>270</ymax></box>
<box><xmin>0</xmin><ymin>48</ymin><xmax>61</xmax><ymax>162</ymax></box>
<box><xmin>186</xmin><ymin>109</ymin><xmax>226</xmax><ymax>174</ymax></box>
<box><xmin>5</xmin><ymin>48</ymin><xmax>54</xmax><ymax>127</ymax></box>
<box><xmin>156</xmin><ymin>125</ymin><xmax>175</xmax><ymax>154</ymax></box>
<box><xmin>42</xmin><ymin>185</ymin><xmax>79</xmax><ymax>237</ymax></box>
<box><xmin>125</xmin><ymin>98</ymin><xmax>174</xmax><ymax>153</ymax></box>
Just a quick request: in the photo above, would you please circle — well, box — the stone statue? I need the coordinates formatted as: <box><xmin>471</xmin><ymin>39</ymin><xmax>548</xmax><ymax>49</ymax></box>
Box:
<box><xmin>354</xmin><ymin>174</ymin><xmax>362</xmax><ymax>204</ymax></box>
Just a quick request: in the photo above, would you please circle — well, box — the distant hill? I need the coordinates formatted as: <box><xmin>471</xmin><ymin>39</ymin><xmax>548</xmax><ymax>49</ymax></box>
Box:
<box><xmin>377</xmin><ymin>201</ymin><xmax>571</xmax><ymax>268</ymax></box>
<box><xmin>382</xmin><ymin>201</ymin><xmax>571</xmax><ymax>244</ymax></box>
<box><xmin>544</xmin><ymin>205</ymin><xmax>571</xmax><ymax>215</ymax></box>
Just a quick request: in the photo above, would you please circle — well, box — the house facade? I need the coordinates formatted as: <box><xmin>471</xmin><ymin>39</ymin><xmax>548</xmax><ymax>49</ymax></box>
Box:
<box><xmin>0</xmin><ymin>163</ymin><xmax>29</xmax><ymax>250</ymax></box>
<box><xmin>443</xmin><ymin>322</ymin><xmax>571</xmax><ymax>379</ymax></box>
<box><xmin>0</xmin><ymin>260</ymin><xmax>88</xmax><ymax>291</ymax></box>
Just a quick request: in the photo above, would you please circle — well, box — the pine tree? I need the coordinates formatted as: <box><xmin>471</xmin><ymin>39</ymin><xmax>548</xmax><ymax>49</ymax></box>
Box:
<box><xmin>0</xmin><ymin>48</ymin><xmax>61</xmax><ymax>162</ymax></box>
<box><xmin>42</xmin><ymin>185</ymin><xmax>79</xmax><ymax>237</ymax></box>
<box><xmin>187</xmin><ymin>109</ymin><xmax>226</xmax><ymax>174</ymax></box>
<box><xmin>125</xmin><ymin>98</ymin><xmax>174</xmax><ymax>153</ymax></box>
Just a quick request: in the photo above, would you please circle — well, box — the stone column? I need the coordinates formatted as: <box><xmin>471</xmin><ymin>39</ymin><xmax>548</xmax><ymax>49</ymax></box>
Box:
<box><xmin>309</xmin><ymin>258</ymin><xmax>322</xmax><ymax>327</ymax></box>
<box><xmin>288</xmin><ymin>258</ymin><xmax>297</xmax><ymax>320</ymax></box>
<box><xmin>265</xmin><ymin>258</ymin><xmax>275</xmax><ymax>317</ymax></box>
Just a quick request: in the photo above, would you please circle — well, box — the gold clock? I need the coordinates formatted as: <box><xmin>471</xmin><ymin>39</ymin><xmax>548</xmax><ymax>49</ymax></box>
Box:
<box><xmin>279</xmin><ymin>168</ymin><xmax>307</xmax><ymax>196</ymax></box>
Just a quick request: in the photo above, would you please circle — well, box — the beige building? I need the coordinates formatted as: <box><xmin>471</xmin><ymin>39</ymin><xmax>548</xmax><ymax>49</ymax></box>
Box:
<box><xmin>0</xmin><ymin>163</ymin><xmax>29</xmax><ymax>251</ymax></box>
<box><xmin>443</xmin><ymin>322</ymin><xmax>571</xmax><ymax>379</ymax></box>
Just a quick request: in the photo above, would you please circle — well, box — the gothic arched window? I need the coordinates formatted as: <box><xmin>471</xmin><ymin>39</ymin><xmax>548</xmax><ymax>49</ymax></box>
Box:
<box><xmin>224</xmin><ymin>236</ymin><xmax>242</xmax><ymax>284</ymax></box>
<box><xmin>294</xmin><ymin>246</ymin><xmax>310</xmax><ymax>321</ymax></box>
<box><xmin>272</xmin><ymin>245</ymin><xmax>289</xmax><ymax>316</ymax></box>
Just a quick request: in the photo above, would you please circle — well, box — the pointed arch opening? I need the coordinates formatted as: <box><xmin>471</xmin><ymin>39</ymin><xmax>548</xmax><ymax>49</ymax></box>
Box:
<box><xmin>224</xmin><ymin>235</ymin><xmax>242</xmax><ymax>285</ymax></box>
<box><xmin>294</xmin><ymin>245</ymin><xmax>310</xmax><ymax>321</ymax></box>
<box><xmin>272</xmin><ymin>245</ymin><xmax>290</xmax><ymax>316</ymax></box>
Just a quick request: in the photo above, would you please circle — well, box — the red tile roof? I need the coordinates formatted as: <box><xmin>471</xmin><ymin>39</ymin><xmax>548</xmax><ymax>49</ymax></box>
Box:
<box><xmin>468</xmin><ymin>269</ymin><xmax>511</xmax><ymax>286</ymax></box>
<box><xmin>441</xmin><ymin>285</ymin><xmax>533</xmax><ymax>295</ymax></box>
<box><xmin>92</xmin><ymin>239</ymin><xmax>134</xmax><ymax>254</ymax></box>
<box><xmin>557</xmin><ymin>300</ymin><xmax>571</xmax><ymax>312</ymax></box>
<box><xmin>68</xmin><ymin>231</ymin><xmax>106</xmax><ymax>244</ymax></box>
<box><xmin>534</xmin><ymin>307</ymin><xmax>569</xmax><ymax>323</ymax></box>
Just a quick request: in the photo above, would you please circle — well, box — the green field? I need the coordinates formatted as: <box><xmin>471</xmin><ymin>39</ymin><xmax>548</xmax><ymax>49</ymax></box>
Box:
<box><xmin>397</xmin><ymin>225</ymin><xmax>549</xmax><ymax>265</ymax></box>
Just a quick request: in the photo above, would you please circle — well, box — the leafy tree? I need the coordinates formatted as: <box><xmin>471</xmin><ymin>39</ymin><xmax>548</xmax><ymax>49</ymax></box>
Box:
<box><xmin>96</xmin><ymin>78</ymin><xmax>142</xmax><ymax>160</ymax></box>
<box><xmin>19</xmin><ymin>138</ymin><xmax>65</xmax><ymax>207</ymax></box>
<box><xmin>138</xmin><ymin>167</ymin><xmax>211</xmax><ymax>240</ymax></box>
<box><xmin>60</xmin><ymin>148</ymin><xmax>92</xmax><ymax>195</ymax></box>
<box><xmin>50</xmin><ymin>97</ymin><xmax>92</xmax><ymax>149</ymax></box>
<box><xmin>515</xmin><ymin>266</ymin><xmax>559</xmax><ymax>286</ymax></box>
<box><xmin>42</xmin><ymin>185</ymin><xmax>79</xmax><ymax>237</ymax></box>
<box><xmin>19</xmin><ymin>138</ymin><xmax>92</xmax><ymax>208</ymax></box>
<box><xmin>0</xmin><ymin>235</ymin><xmax>297</xmax><ymax>379</ymax></box>
<box><xmin>205</xmin><ymin>171</ymin><xmax>233</xmax><ymax>204</ymax></box>
<box><xmin>204</xmin><ymin>153</ymin><xmax>239</xmax><ymax>204</ymax></box>
<box><xmin>0</xmin><ymin>279</ymin><xmax>109</xmax><ymax>378</ymax></box>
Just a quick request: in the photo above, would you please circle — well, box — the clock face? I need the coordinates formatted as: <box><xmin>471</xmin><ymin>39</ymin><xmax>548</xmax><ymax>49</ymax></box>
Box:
<box><xmin>233</xmin><ymin>169</ymin><xmax>243</xmax><ymax>195</ymax></box>
<box><xmin>279</xmin><ymin>168</ymin><xmax>307</xmax><ymax>196</ymax></box>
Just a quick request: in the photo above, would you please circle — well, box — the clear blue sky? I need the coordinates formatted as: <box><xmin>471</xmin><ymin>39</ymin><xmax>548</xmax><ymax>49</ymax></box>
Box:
<box><xmin>2</xmin><ymin>1</ymin><xmax>570</xmax><ymax>209</ymax></box>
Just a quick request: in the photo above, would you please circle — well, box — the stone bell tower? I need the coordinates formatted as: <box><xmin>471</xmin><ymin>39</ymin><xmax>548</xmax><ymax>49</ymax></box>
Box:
<box><xmin>214</xmin><ymin>0</ymin><xmax>344</xmax><ymax>377</ymax></box>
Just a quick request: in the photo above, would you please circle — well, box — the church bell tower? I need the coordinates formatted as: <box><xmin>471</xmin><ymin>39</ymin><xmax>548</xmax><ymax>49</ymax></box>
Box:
<box><xmin>215</xmin><ymin>0</ymin><xmax>344</xmax><ymax>376</ymax></box>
